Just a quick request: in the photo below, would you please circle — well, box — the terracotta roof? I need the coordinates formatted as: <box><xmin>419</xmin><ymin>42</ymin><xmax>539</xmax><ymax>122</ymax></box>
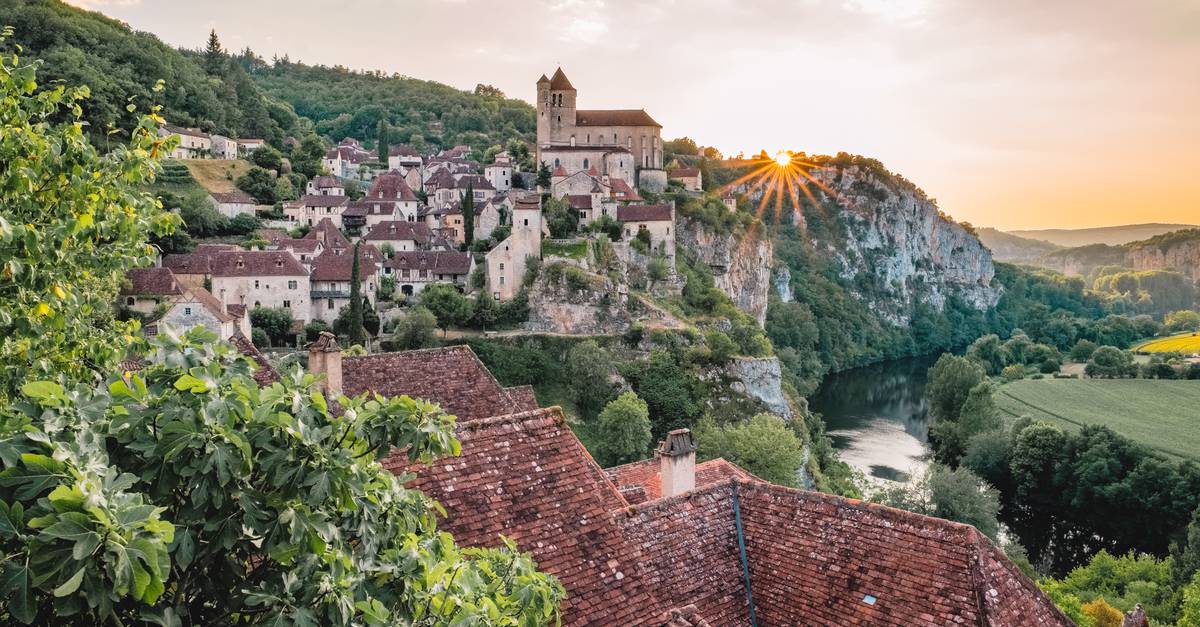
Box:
<box><xmin>670</xmin><ymin>168</ymin><xmax>700</xmax><ymax>178</ymax></box>
<box><xmin>367</xmin><ymin>171</ymin><xmax>419</xmax><ymax>201</ymax></box>
<box><xmin>209</xmin><ymin>251</ymin><xmax>308</xmax><ymax>278</ymax></box>
<box><xmin>296</xmin><ymin>194</ymin><xmax>349</xmax><ymax>208</ymax></box>
<box><xmin>425</xmin><ymin>169</ymin><xmax>458</xmax><ymax>190</ymax></box>
<box><xmin>609</xmin><ymin>177</ymin><xmax>641</xmax><ymax>200</ymax></box>
<box><xmin>311</xmin><ymin>175</ymin><xmax>341</xmax><ymax>189</ymax></box>
<box><xmin>227</xmin><ymin>333</ymin><xmax>280</xmax><ymax>386</ymax></box>
<box><xmin>161</xmin><ymin>244</ymin><xmax>240</xmax><ymax>275</ymax></box>
<box><xmin>552</xmin><ymin>165</ymin><xmax>568</xmax><ymax>177</ymax></box>
<box><xmin>605</xmin><ymin>457</ymin><xmax>752</xmax><ymax>505</ymax></box>
<box><xmin>618</xmin><ymin>204</ymin><xmax>673</xmax><ymax>222</ymax></box>
<box><xmin>566</xmin><ymin>194</ymin><xmax>593</xmax><ymax>210</ymax></box>
<box><xmin>455</xmin><ymin>174</ymin><xmax>495</xmax><ymax>191</ymax></box>
<box><xmin>363</xmin><ymin>220</ymin><xmax>432</xmax><ymax>244</ymax></box>
<box><xmin>537</xmin><ymin>73</ymin><xmax>550</xmax><ymax>85</ymax></box>
<box><xmin>122</xmin><ymin>267</ymin><xmax>184</xmax><ymax>296</ymax></box>
<box><xmin>309</xmin><ymin>245</ymin><xmax>381</xmax><ymax>282</ymax></box>
<box><xmin>503</xmin><ymin>385</ymin><xmax>539</xmax><ymax>412</ymax></box>
<box><xmin>274</xmin><ymin>238</ymin><xmax>322</xmax><ymax>254</ymax></box>
<box><xmin>384</xmin><ymin>251</ymin><xmax>472</xmax><ymax>276</ymax></box>
<box><xmin>181</xmin><ymin>285</ymin><xmax>236</xmax><ymax>323</ymax></box>
<box><xmin>304</xmin><ymin>219</ymin><xmax>352</xmax><ymax>250</ymax></box>
<box><xmin>259</xmin><ymin>228</ymin><xmax>290</xmax><ymax>243</ymax></box>
<box><xmin>341</xmin><ymin>345</ymin><xmax>521</xmax><ymax>421</ymax></box>
<box><xmin>576</xmin><ymin>109</ymin><xmax>661</xmax><ymax>128</ymax></box>
<box><xmin>548</xmin><ymin>67</ymin><xmax>574</xmax><ymax>91</ymax></box>
<box><xmin>210</xmin><ymin>191</ymin><xmax>256</xmax><ymax>204</ymax></box>
<box><xmin>388</xmin><ymin>145</ymin><xmax>420</xmax><ymax>158</ymax></box>
<box><xmin>162</xmin><ymin>124</ymin><xmax>208</xmax><ymax>139</ymax></box>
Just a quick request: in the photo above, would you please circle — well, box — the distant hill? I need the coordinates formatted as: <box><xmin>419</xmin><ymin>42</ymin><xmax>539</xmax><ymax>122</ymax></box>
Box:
<box><xmin>1031</xmin><ymin>228</ymin><xmax>1200</xmax><ymax>282</ymax></box>
<box><xmin>977</xmin><ymin>228</ymin><xmax>1061</xmax><ymax>263</ymax></box>
<box><xmin>1008</xmin><ymin>223</ymin><xmax>1198</xmax><ymax>247</ymax></box>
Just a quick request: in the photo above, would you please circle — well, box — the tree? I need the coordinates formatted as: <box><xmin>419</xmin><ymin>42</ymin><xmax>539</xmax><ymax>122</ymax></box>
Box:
<box><xmin>931</xmin><ymin>381</ymin><xmax>1001</xmax><ymax>466</ymax></box>
<box><xmin>647</xmin><ymin>257</ymin><xmax>669</xmax><ymax>288</ymax></box>
<box><xmin>420</xmin><ymin>284</ymin><xmax>472</xmax><ymax>336</ymax></box>
<box><xmin>966</xmin><ymin>334</ymin><xmax>1007</xmax><ymax>375</ymax></box>
<box><xmin>1166</xmin><ymin>310</ymin><xmax>1200</xmax><ymax>333</ymax></box>
<box><xmin>1173</xmin><ymin>507</ymin><xmax>1200</xmax><ymax>587</ymax></box>
<box><xmin>0</xmin><ymin>327</ymin><xmax>564</xmax><ymax>624</ymax></box>
<box><xmin>1081</xmin><ymin>598</ymin><xmax>1123</xmax><ymax>627</ymax></box>
<box><xmin>871</xmin><ymin>465</ymin><xmax>1001</xmax><ymax>540</ymax></box>
<box><xmin>1001</xmin><ymin>364</ymin><xmax>1026</xmax><ymax>381</ymax></box>
<box><xmin>536</xmin><ymin>161</ymin><xmax>552</xmax><ymax>190</ymax></box>
<box><xmin>250</xmin><ymin>306</ymin><xmax>295</xmax><ymax>347</ymax></box>
<box><xmin>694</xmin><ymin>414</ymin><xmax>805</xmax><ymax>487</ymax></box>
<box><xmin>236</xmin><ymin>166</ymin><xmax>278</xmax><ymax>204</ymax></box>
<box><xmin>348</xmin><ymin>243</ymin><xmax>367</xmax><ymax>346</ymax></box>
<box><xmin>389</xmin><ymin>307</ymin><xmax>439</xmax><ymax>350</ymax></box>
<box><xmin>565</xmin><ymin>340</ymin><xmax>617</xmax><ymax>417</ymax></box>
<box><xmin>204</xmin><ymin>28</ymin><xmax>224</xmax><ymax>74</ymax></box>
<box><xmin>1182</xmin><ymin>573</ymin><xmax>1200</xmax><ymax>627</ymax></box>
<box><xmin>543</xmin><ymin>196</ymin><xmax>578</xmax><ymax>238</ymax></box>
<box><xmin>593</xmin><ymin>392</ymin><xmax>653</xmax><ymax>467</ymax></box>
<box><xmin>1071</xmin><ymin>339</ymin><xmax>1099</xmax><ymax>361</ymax></box>
<box><xmin>0</xmin><ymin>41</ymin><xmax>180</xmax><ymax>402</ymax></box>
<box><xmin>304</xmin><ymin>319</ymin><xmax>332</xmax><ymax>342</ymax></box>
<box><xmin>471</xmin><ymin>290</ymin><xmax>497</xmax><ymax>331</ymax></box>
<box><xmin>926</xmin><ymin>354</ymin><xmax>986</xmax><ymax>422</ymax></box>
<box><xmin>177</xmin><ymin>191</ymin><xmax>226</xmax><ymax>237</ymax></box>
<box><xmin>1086</xmin><ymin>346</ymin><xmax>1135</xmax><ymax>378</ymax></box>
<box><xmin>461</xmin><ymin>184</ymin><xmax>475</xmax><ymax>246</ymax></box>
<box><xmin>376</xmin><ymin>118</ymin><xmax>390</xmax><ymax>163</ymax></box>
<box><xmin>704</xmin><ymin>330</ymin><xmax>738</xmax><ymax>364</ymax></box>
<box><xmin>251</xmin><ymin>144</ymin><xmax>284</xmax><ymax>171</ymax></box>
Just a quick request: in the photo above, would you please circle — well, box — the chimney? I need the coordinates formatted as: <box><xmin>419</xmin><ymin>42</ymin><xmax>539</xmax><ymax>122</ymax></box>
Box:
<box><xmin>658</xmin><ymin>428</ymin><xmax>696</xmax><ymax>498</ymax></box>
<box><xmin>307</xmin><ymin>331</ymin><xmax>342</xmax><ymax>396</ymax></box>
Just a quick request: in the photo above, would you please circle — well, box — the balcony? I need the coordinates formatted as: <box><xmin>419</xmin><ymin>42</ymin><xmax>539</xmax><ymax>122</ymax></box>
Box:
<box><xmin>311</xmin><ymin>290</ymin><xmax>351</xmax><ymax>299</ymax></box>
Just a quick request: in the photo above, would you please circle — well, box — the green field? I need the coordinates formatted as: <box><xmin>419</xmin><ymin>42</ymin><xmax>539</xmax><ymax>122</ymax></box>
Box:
<box><xmin>996</xmin><ymin>379</ymin><xmax>1200</xmax><ymax>461</ymax></box>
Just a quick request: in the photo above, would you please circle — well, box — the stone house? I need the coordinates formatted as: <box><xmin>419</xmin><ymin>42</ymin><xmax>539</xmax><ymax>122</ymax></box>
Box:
<box><xmin>284</xmin><ymin>194</ymin><xmax>349</xmax><ymax>227</ymax></box>
<box><xmin>383</xmin><ymin>251</ymin><xmax>473</xmax><ymax>298</ymax></box>
<box><xmin>386</xmin><ymin>145</ymin><xmax>423</xmax><ymax>170</ymax></box>
<box><xmin>209</xmin><ymin>134</ymin><xmax>239</xmax><ymax>160</ymax></box>
<box><xmin>618</xmin><ymin>203</ymin><xmax>675</xmax><ymax>259</ymax></box>
<box><xmin>322</xmin><ymin>138</ymin><xmax>374</xmax><ymax>178</ymax></box>
<box><xmin>120</xmin><ymin>267</ymin><xmax>184</xmax><ymax>316</ymax></box>
<box><xmin>669</xmin><ymin>167</ymin><xmax>702</xmax><ymax>192</ymax></box>
<box><xmin>159</xmin><ymin>125</ymin><xmax>212</xmax><ymax>159</ymax></box>
<box><xmin>209</xmin><ymin>251</ymin><xmax>311</xmax><ymax>323</ymax></box>
<box><xmin>236</xmin><ymin>139</ymin><xmax>265</xmax><ymax>155</ymax></box>
<box><xmin>309</xmin><ymin>245</ymin><xmax>381</xmax><ymax>323</ymax></box>
<box><xmin>364</xmin><ymin>170</ymin><xmax>422</xmax><ymax>222</ymax></box>
<box><xmin>160</xmin><ymin>243</ymin><xmax>241</xmax><ymax>289</ymax></box>
<box><xmin>536</xmin><ymin>68</ymin><xmax>665</xmax><ymax>190</ymax></box>
<box><xmin>208</xmin><ymin>191</ymin><xmax>258</xmax><ymax>218</ymax></box>
<box><xmin>362</xmin><ymin>220</ymin><xmax>433</xmax><ymax>253</ymax></box>
<box><xmin>158</xmin><ymin>285</ymin><xmax>249</xmax><ymax>338</ymax></box>
<box><xmin>306</xmin><ymin>175</ymin><xmax>345</xmax><ymax>196</ymax></box>
<box><xmin>120</xmin><ymin>267</ymin><xmax>248</xmax><ymax>338</ymax></box>
<box><xmin>485</xmin><ymin>194</ymin><xmax>542</xmax><ymax>301</ymax></box>
<box><xmin>484</xmin><ymin>153</ymin><xmax>513</xmax><ymax>192</ymax></box>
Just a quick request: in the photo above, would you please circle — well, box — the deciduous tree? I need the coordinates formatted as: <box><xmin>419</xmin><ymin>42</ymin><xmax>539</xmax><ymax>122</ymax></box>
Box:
<box><xmin>594</xmin><ymin>392</ymin><xmax>653</xmax><ymax>467</ymax></box>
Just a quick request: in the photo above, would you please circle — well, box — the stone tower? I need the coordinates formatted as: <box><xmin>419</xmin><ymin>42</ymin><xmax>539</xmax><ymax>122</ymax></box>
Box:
<box><xmin>536</xmin><ymin>67</ymin><xmax>577</xmax><ymax>149</ymax></box>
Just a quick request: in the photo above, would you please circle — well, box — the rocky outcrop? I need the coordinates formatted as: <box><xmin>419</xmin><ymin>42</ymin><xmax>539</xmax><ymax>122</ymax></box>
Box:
<box><xmin>524</xmin><ymin>264</ymin><xmax>684</xmax><ymax>335</ymax></box>
<box><xmin>676</xmin><ymin>218</ymin><xmax>773</xmax><ymax>325</ymax></box>
<box><xmin>1127</xmin><ymin>232</ymin><xmax>1200</xmax><ymax>281</ymax></box>
<box><xmin>722</xmin><ymin>357</ymin><xmax>792</xmax><ymax>419</ymax></box>
<box><xmin>808</xmin><ymin>165</ymin><xmax>1001</xmax><ymax>323</ymax></box>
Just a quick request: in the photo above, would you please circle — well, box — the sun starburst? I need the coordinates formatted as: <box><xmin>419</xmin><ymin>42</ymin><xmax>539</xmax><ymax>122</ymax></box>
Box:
<box><xmin>718</xmin><ymin>151</ymin><xmax>843</xmax><ymax>228</ymax></box>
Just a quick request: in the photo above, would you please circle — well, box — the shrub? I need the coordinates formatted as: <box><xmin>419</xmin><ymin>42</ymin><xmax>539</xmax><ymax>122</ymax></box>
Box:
<box><xmin>1071</xmin><ymin>339</ymin><xmax>1100</xmax><ymax>361</ymax></box>
<box><xmin>304</xmin><ymin>319</ymin><xmax>332</xmax><ymax>342</ymax></box>
<box><xmin>1039</xmin><ymin>358</ymin><xmax>1061</xmax><ymax>374</ymax></box>
<box><xmin>593</xmin><ymin>392</ymin><xmax>653</xmax><ymax>467</ymax></box>
<box><xmin>1001</xmin><ymin>364</ymin><xmax>1026</xmax><ymax>382</ymax></box>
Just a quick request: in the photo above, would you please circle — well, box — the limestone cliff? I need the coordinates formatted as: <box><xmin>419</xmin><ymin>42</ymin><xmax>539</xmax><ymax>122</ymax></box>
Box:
<box><xmin>675</xmin><ymin>218</ymin><xmax>774</xmax><ymax>325</ymax></box>
<box><xmin>806</xmin><ymin>163</ymin><xmax>1001</xmax><ymax>323</ymax></box>
<box><xmin>524</xmin><ymin>263</ymin><xmax>685</xmax><ymax>335</ymax></box>
<box><xmin>1129</xmin><ymin>236</ymin><xmax>1200</xmax><ymax>281</ymax></box>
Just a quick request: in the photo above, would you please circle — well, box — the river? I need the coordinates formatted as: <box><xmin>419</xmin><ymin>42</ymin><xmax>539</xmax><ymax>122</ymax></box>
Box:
<box><xmin>808</xmin><ymin>355</ymin><xmax>938</xmax><ymax>484</ymax></box>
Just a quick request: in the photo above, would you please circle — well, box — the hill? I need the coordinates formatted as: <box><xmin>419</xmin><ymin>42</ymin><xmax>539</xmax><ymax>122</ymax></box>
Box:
<box><xmin>2</xmin><ymin>0</ymin><xmax>303</xmax><ymax>145</ymax></box>
<box><xmin>977</xmin><ymin>227</ymin><xmax>1061</xmax><ymax>263</ymax></box>
<box><xmin>179</xmin><ymin>159</ymin><xmax>253</xmax><ymax>194</ymax></box>
<box><xmin>1008</xmin><ymin>223</ymin><xmax>1197</xmax><ymax>247</ymax></box>
<box><xmin>248</xmin><ymin>61</ymin><xmax>535</xmax><ymax>152</ymax></box>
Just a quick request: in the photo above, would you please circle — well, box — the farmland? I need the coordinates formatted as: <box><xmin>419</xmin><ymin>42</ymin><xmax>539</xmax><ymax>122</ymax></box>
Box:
<box><xmin>996</xmin><ymin>379</ymin><xmax>1200</xmax><ymax>461</ymax></box>
<box><xmin>1134</xmin><ymin>332</ymin><xmax>1200</xmax><ymax>354</ymax></box>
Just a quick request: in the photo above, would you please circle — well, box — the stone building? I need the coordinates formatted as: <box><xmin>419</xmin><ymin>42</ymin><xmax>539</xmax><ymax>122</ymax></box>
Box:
<box><xmin>382</xmin><ymin>251</ymin><xmax>474</xmax><ymax>298</ymax></box>
<box><xmin>308</xmin><ymin>245</ymin><xmax>381</xmax><ymax>323</ymax></box>
<box><xmin>536</xmin><ymin>68</ymin><xmax>666</xmax><ymax>191</ymax></box>
<box><xmin>618</xmin><ymin>203</ymin><xmax>676</xmax><ymax>260</ymax></box>
<box><xmin>669</xmin><ymin>166</ymin><xmax>703</xmax><ymax>192</ymax></box>
<box><xmin>209</xmin><ymin>251</ymin><xmax>311</xmax><ymax>323</ymax></box>
<box><xmin>485</xmin><ymin>194</ymin><xmax>542</xmax><ymax>301</ymax></box>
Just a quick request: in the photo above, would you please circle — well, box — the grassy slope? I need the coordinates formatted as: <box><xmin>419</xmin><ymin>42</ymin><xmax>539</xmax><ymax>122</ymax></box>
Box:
<box><xmin>178</xmin><ymin>159</ymin><xmax>253</xmax><ymax>194</ymax></box>
<box><xmin>996</xmin><ymin>379</ymin><xmax>1200</xmax><ymax>461</ymax></box>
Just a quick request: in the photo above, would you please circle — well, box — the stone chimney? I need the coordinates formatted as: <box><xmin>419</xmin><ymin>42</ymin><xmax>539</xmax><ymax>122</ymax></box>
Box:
<box><xmin>307</xmin><ymin>331</ymin><xmax>342</xmax><ymax>396</ymax></box>
<box><xmin>658</xmin><ymin>428</ymin><xmax>696</xmax><ymax>498</ymax></box>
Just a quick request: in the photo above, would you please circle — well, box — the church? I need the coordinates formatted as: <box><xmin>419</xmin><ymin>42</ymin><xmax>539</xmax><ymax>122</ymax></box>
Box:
<box><xmin>536</xmin><ymin>68</ymin><xmax>668</xmax><ymax>191</ymax></box>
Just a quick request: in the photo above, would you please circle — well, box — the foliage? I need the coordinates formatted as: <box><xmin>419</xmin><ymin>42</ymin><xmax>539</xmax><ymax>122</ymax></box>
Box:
<box><xmin>3</xmin><ymin>3</ymin><xmax>301</xmax><ymax>145</ymax></box>
<box><xmin>470</xmin><ymin>291</ymin><xmax>497</xmax><ymax>331</ymax></box>
<box><xmin>249</xmin><ymin>306</ymin><xmax>295</xmax><ymax>347</ymax></box>
<box><xmin>694</xmin><ymin>415</ymin><xmax>805</xmax><ymax>487</ymax></box>
<box><xmin>0</xmin><ymin>38</ymin><xmax>179</xmax><ymax>401</ymax></box>
<box><xmin>593</xmin><ymin>393</ymin><xmax>653</xmax><ymax>467</ymax></box>
<box><xmin>565</xmin><ymin>340</ymin><xmax>617</xmax><ymax>418</ymax></box>
<box><xmin>966</xmin><ymin>334</ymin><xmax>1006</xmax><ymax>375</ymax></box>
<box><xmin>619</xmin><ymin>351</ymin><xmax>702</xmax><ymax>439</ymax></box>
<box><xmin>1183</xmin><ymin>573</ymin><xmax>1200</xmax><ymax>627</ymax></box>
<box><xmin>304</xmin><ymin>319</ymin><xmax>332</xmax><ymax>342</ymax></box>
<box><xmin>703</xmin><ymin>330</ymin><xmax>738</xmax><ymax>364</ymax></box>
<box><xmin>542</xmin><ymin>197</ymin><xmax>578</xmax><ymax>239</ymax></box>
<box><xmin>1002</xmin><ymin>364</ymin><xmax>1026</xmax><ymax>381</ymax></box>
<box><xmin>647</xmin><ymin>257</ymin><xmax>669</xmax><ymax>287</ymax></box>
<box><xmin>235</xmin><ymin>166</ymin><xmax>277</xmax><ymax>204</ymax></box>
<box><xmin>1041</xmin><ymin>550</ymin><xmax>1181</xmax><ymax>624</ymax></box>
<box><xmin>387</xmin><ymin>307</ymin><xmax>439</xmax><ymax>350</ymax></box>
<box><xmin>588</xmin><ymin>215</ymin><xmax>622</xmax><ymax>242</ymax></box>
<box><xmin>250</xmin><ymin>144</ymin><xmax>283</xmax><ymax>171</ymax></box>
<box><xmin>926</xmin><ymin>354</ymin><xmax>986</xmax><ymax>423</ymax></box>
<box><xmin>1086</xmin><ymin>346</ymin><xmax>1136</xmax><ymax>378</ymax></box>
<box><xmin>461</xmin><ymin>185</ymin><xmax>474</xmax><ymax>246</ymax></box>
<box><xmin>1072</xmin><ymin>339</ymin><xmax>1100</xmax><ymax>361</ymax></box>
<box><xmin>871</xmin><ymin>464</ymin><xmax>1002</xmax><ymax>540</ymax></box>
<box><xmin>1165</xmin><ymin>310</ymin><xmax>1200</xmax><ymax>333</ymax></box>
<box><xmin>419</xmin><ymin>284</ymin><xmax>472</xmax><ymax>334</ymax></box>
<box><xmin>0</xmin><ymin>327</ymin><xmax>565</xmax><ymax>624</ymax></box>
<box><xmin>348</xmin><ymin>243</ymin><xmax>367</xmax><ymax>345</ymax></box>
<box><xmin>1080</xmin><ymin>598</ymin><xmax>1122</xmax><ymax>627</ymax></box>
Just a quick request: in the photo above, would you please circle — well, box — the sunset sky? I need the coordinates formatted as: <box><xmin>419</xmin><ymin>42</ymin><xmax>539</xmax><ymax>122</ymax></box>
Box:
<box><xmin>68</xmin><ymin>0</ymin><xmax>1199</xmax><ymax>230</ymax></box>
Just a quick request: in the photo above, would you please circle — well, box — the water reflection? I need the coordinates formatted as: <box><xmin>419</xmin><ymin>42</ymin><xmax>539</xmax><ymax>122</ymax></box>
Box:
<box><xmin>809</xmin><ymin>356</ymin><xmax>938</xmax><ymax>484</ymax></box>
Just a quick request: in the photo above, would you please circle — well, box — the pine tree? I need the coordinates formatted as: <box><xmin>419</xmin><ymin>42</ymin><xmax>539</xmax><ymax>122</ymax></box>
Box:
<box><xmin>204</xmin><ymin>29</ymin><xmax>225</xmax><ymax>74</ymax></box>
<box><xmin>377</xmin><ymin>119</ymin><xmax>390</xmax><ymax>163</ymax></box>
<box><xmin>461</xmin><ymin>184</ymin><xmax>475</xmax><ymax>246</ymax></box>
<box><xmin>537</xmin><ymin>161</ymin><xmax>552</xmax><ymax>190</ymax></box>
<box><xmin>348</xmin><ymin>242</ymin><xmax>367</xmax><ymax>347</ymax></box>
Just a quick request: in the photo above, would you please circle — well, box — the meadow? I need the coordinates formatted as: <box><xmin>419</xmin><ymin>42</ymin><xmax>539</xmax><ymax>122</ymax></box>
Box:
<box><xmin>1134</xmin><ymin>332</ymin><xmax>1200</xmax><ymax>354</ymax></box>
<box><xmin>996</xmin><ymin>379</ymin><xmax>1200</xmax><ymax>461</ymax></box>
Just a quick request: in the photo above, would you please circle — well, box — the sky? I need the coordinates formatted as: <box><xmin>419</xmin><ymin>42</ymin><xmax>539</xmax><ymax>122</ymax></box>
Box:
<box><xmin>67</xmin><ymin>0</ymin><xmax>1200</xmax><ymax>230</ymax></box>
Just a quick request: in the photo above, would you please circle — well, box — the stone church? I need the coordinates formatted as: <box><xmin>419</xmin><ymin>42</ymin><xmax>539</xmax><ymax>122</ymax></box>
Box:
<box><xmin>536</xmin><ymin>68</ymin><xmax>667</xmax><ymax>191</ymax></box>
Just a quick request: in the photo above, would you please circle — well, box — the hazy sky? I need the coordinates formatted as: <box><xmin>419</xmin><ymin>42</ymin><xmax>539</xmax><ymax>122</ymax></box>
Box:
<box><xmin>68</xmin><ymin>0</ymin><xmax>1199</xmax><ymax>230</ymax></box>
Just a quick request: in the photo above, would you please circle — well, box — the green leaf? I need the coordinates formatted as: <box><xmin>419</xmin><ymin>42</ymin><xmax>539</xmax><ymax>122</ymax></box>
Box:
<box><xmin>173</xmin><ymin>374</ymin><xmax>208</xmax><ymax>393</ymax></box>
<box><xmin>0</xmin><ymin>562</ymin><xmax>33</xmax><ymax>624</ymax></box>
<box><xmin>40</xmin><ymin>512</ymin><xmax>95</xmax><ymax>542</ymax></box>
<box><xmin>52</xmin><ymin>567</ymin><xmax>85</xmax><ymax>597</ymax></box>
<box><xmin>20</xmin><ymin>380</ymin><xmax>62</xmax><ymax>401</ymax></box>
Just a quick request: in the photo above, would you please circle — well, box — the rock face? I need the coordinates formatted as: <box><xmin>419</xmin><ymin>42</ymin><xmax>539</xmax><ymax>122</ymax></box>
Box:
<box><xmin>675</xmin><ymin>218</ymin><xmax>773</xmax><ymax>325</ymax></box>
<box><xmin>1128</xmin><ymin>234</ymin><xmax>1200</xmax><ymax>281</ymax></box>
<box><xmin>723</xmin><ymin>357</ymin><xmax>792</xmax><ymax>419</ymax></box>
<box><xmin>809</xmin><ymin>165</ymin><xmax>1001</xmax><ymax>323</ymax></box>
<box><xmin>524</xmin><ymin>264</ymin><xmax>684</xmax><ymax>334</ymax></box>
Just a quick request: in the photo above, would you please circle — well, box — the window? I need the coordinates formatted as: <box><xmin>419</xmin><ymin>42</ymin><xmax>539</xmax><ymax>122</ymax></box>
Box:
<box><xmin>499</xmin><ymin>263</ymin><xmax>505</xmax><ymax>271</ymax></box>
<box><xmin>493</xmin><ymin>292</ymin><xmax>500</xmax><ymax>300</ymax></box>
<box><xmin>254</xmin><ymin>280</ymin><xmax>260</xmax><ymax>289</ymax></box>
<box><xmin>586</xmin><ymin>134</ymin><xmax>590</xmax><ymax>143</ymax></box>
<box><xmin>183</xmin><ymin>307</ymin><xmax>192</xmax><ymax>316</ymax></box>
<box><xmin>126</xmin><ymin>297</ymin><xmax>135</xmax><ymax>306</ymax></box>
<box><xmin>288</xmin><ymin>280</ymin><xmax>297</xmax><ymax>289</ymax></box>
<box><xmin>554</xmin><ymin>158</ymin><xmax>560</xmax><ymax>168</ymax></box>
<box><xmin>283</xmin><ymin>300</ymin><xmax>291</xmax><ymax>309</ymax></box>
<box><xmin>570</xmin><ymin>135</ymin><xmax>576</xmax><ymax>147</ymax></box>
<box><xmin>327</xmin><ymin>300</ymin><xmax>334</xmax><ymax>309</ymax></box>
<box><xmin>499</xmin><ymin>276</ymin><xmax>505</xmax><ymax>285</ymax></box>
<box><xmin>583</xmin><ymin>158</ymin><xmax>589</xmax><ymax>169</ymax></box>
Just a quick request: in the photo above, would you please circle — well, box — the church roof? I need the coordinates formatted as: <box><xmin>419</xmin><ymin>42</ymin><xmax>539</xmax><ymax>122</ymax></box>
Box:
<box><xmin>549</xmin><ymin>67</ymin><xmax>574</xmax><ymax>90</ymax></box>
<box><xmin>537</xmin><ymin>74</ymin><xmax>550</xmax><ymax>84</ymax></box>
<box><xmin>576</xmin><ymin>109</ymin><xmax>661</xmax><ymax>128</ymax></box>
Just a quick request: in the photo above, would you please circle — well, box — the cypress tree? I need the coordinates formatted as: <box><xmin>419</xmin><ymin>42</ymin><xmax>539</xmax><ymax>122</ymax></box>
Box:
<box><xmin>461</xmin><ymin>184</ymin><xmax>475</xmax><ymax>246</ymax></box>
<box><xmin>348</xmin><ymin>242</ymin><xmax>367</xmax><ymax>347</ymax></box>
<box><xmin>376</xmin><ymin>119</ymin><xmax>390</xmax><ymax>163</ymax></box>
<box><xmin>204</xmin><ymin>29</ymin><xmax>224</xmax><ymax>74</ymax></box>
